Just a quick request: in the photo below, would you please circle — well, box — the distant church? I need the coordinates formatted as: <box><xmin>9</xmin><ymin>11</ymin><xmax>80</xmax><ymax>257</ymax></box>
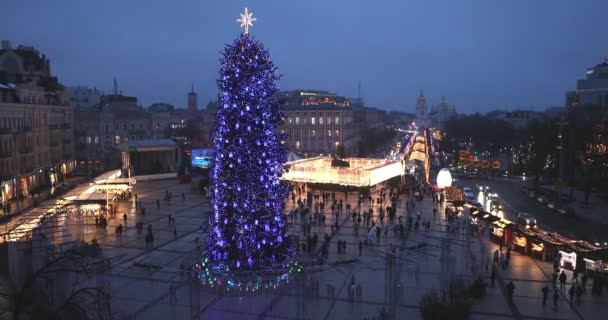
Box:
<box><xmin>414</xmin><ymin>90</ymin><xmax>457</xmax><ymax>128</ymax></box>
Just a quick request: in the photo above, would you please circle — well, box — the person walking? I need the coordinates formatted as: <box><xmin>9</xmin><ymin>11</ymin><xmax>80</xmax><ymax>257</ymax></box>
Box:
<box><xmin>506</xmin><ymin>281</ymin><xmax>515</xmax><ymax>302</ymax></box>
<box><xmin>169</xmin><ymin>283</ymin><xmax>176</xmax><ymax>304</ymax></box>
<box><xmin>173</xmin><ymin>227</ymin><xmax>177</xmax><ymax>240</ymax></box>
<box><xmin>552</xmin><ymin>271</ymin><xmax>558</xmax><ymax>288</ymax></box>
<box><xmin>489</xmin><ymin>265</ymin><xmax>496</xmax><ymax>288</ymax></box>
<box><xmin>581</xmin><ymin>273</ymin><xmax>588</xmax><ymax>293</ymax></box>
<box><xmin>542</xmin><ymin>286</ymin><xmax>549</xmax><ymax>306</ymax></box>
<box><xmin>568</xmin><ymin>285</ymin><xmax>575</xmax><ymax>303</ymax></box>
<box><xmin>553</xmin><ymin>289</ymin><xmax>559</xmax><ymax>311</ymax></box>
<box><xmin>358</xmin><ymin>241</ymin><xmax>363</xmax><ymax>256</ymax></box>
<box><xmin>576</xmin><ymin>285</ymin><xmax>583</xmax><ymax>304</ymax></box>
<box><xmin>559</xmin><ymin>271</ymin><xmax>567</xmax><ymax>292</ymax></box>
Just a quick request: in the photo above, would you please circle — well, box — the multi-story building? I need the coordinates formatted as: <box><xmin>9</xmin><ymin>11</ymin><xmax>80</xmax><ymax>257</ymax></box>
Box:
<box><xmin>278</xmin><ymin>90</ymin><xmax>356</xmax><ymax>157</ymax></box>
<box><xmin>74</xmin><ymin>88</ymin><xmax>202</xmax><ymax>172</ymax></box>
<box><xmin>566</xmin><ymin>59</ymin><xmax>608</xmax><ymax>109</ymax></box>
<box><xmin>74</xmin><ymin>96</ymin><xmax>152</xmax><ymax>172</ymax></box>
<box><xmin>68</xmin><ymin>85</ymin><xmax>101</xmax><ymax>108</ymax></box>
<box><xmin>0</xmin><ymin>40</ymin><xmax>75</xmax><ymax>209</ymax></box>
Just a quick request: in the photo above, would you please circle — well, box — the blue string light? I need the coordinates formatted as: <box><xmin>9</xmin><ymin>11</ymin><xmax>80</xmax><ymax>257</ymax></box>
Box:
<box><xmin>203</xmin><ymin>33</ymin><xmax>294</xmax><ymax>276</ymax></box>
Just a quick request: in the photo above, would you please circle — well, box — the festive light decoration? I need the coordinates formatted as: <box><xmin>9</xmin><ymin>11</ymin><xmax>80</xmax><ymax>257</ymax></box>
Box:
<box><xmin>236</xmin><ymin>8</ymin><xmax>256</xmax><ymax>34</ymax></box>
<box><xmin>203</xmin><ymin>30</ymin><xmax>293</xmax><ymax>276</ymax></box>
<box><xmin>436</xmin><ymin>168</ymin><xmax>452</xmax><ymax>189</ymax></box>
<box><xmin>282</xmin><ymin>157</ymin><xmax>403</xmax><ymax>186</ymax></box>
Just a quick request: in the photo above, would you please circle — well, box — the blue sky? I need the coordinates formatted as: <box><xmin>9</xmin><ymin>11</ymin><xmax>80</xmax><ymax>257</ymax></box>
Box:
<box><xmin>2</xmin><ymin>0</ymin><xmax>607</xmax><ymax>113</ymax></box>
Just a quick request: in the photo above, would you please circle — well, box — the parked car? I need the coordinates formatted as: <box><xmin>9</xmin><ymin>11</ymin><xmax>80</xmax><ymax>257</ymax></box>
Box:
<box><xmin>547</xmin><ymin>202</ymin><xmax>556</xmax><ymax>210</ymax></box>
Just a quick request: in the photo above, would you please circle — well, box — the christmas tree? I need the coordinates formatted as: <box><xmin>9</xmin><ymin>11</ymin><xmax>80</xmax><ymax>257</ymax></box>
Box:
<box><xmin>204</xmin><ymin>11</ymin><xmax>293</xmax><ymax>273</ymax></box>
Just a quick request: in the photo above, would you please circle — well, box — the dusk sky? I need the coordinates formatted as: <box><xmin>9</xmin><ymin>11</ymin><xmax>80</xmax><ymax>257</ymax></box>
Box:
<box><xmin>2</xmin><ymin>0</ymin><xmax>608</xmax><ymax>113</ymax></box>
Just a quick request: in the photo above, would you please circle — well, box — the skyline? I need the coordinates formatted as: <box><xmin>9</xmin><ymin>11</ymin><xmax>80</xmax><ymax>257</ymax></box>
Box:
<box><xmin>1</xmin><ymin>0</ymin><xmax>607</xmax><ymax>113</ymax></box>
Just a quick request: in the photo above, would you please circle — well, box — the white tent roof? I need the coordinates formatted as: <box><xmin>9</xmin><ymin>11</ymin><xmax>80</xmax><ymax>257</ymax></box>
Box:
<box><xmin>286</xmin><ymin>152</ymin><xmax>302</xmax><ymax>162</ymax></box>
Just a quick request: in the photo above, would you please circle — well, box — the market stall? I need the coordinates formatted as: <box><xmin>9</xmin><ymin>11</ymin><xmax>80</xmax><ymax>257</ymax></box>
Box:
<box><xmin>511</xmin><ymin>230</ymin><xmax>529</xmax><ymax>254</ymax></box>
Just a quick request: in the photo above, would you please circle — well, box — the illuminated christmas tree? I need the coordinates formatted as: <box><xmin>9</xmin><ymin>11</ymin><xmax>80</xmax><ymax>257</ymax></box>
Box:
<box><xmin>204</xmin><ymin>8</ymin><xmax>293</xmax><ymax>273</ymax></box>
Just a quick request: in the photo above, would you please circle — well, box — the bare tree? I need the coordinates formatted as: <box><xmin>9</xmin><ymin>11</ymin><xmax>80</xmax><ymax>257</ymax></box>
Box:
<box><xmin>13</xmin><ymin>240</ymin><xmax>112</xmax><ymax>320</ymax></box>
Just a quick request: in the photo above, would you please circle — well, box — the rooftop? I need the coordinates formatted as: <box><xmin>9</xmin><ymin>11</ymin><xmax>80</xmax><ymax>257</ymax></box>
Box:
<box><xmin>125</xmin><ymin>139</ymin><xmax>176</xmax><ymax>148</ymax></box>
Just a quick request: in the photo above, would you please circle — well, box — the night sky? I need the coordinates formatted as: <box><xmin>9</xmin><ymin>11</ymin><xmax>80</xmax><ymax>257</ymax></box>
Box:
<box><xmin>2</xmin><ymin>0</ymin><xmax>607</xmax><ymax>113</ymax></box>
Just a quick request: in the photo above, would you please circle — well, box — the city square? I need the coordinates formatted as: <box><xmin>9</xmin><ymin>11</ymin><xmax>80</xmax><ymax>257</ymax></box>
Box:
<box><xmin>2</xmin><ymin>1</ymin><xmax>608</xmax><ymax>320</ymax></box>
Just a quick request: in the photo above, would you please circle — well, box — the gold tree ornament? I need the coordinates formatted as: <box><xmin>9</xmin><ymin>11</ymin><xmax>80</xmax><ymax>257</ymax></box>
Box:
<box><xmin>237</xmin><ymin>8</ymin><xmax>256</xmax><ymax>34</ymax></box>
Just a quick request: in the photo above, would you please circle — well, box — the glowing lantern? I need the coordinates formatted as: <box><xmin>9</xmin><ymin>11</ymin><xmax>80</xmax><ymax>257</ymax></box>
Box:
<box><xmin>436</xmin><ymin>168</ymin><xmax>453</xmax><ymax>189</ymax></box>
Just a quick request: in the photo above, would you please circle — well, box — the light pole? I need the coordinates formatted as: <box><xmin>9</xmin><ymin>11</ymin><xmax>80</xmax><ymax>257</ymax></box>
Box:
<box><xmin>13</xmin><ymin>131</ymin><xmax>20</xmax><ymax>214</ymax></box>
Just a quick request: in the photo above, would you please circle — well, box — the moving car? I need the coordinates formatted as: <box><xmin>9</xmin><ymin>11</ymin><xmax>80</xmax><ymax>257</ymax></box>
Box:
<box><xmin>517</xmin><ymin>212</ymin><xmax>537</xmax><ymax>228</ymax></box>
<box><xmin>490</xmin><ymin>200</ymin><xmax>502</xmax><ymax>211</ymax></box>
<box><xmin>463</xmin><ymin>187</ymin><xmax>475</xmax><ymax>200</ymax></box>
<box><xmin>536</xmin><ymin>195</ymin><xmax>550</xmax><ymax>204</ymax></box>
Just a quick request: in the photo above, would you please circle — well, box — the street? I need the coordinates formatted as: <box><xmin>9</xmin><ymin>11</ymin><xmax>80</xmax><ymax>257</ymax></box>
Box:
<box><xmin>457</xmin><ymin>178</ymin><xmax>607</xmax><ymax>243</ymax></box>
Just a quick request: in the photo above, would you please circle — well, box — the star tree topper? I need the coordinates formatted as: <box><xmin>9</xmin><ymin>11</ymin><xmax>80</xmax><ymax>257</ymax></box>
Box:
<box><xmin>236</xmin><ymin>7</ymin><xmax>256</xmax><ymax>34</ymax></box>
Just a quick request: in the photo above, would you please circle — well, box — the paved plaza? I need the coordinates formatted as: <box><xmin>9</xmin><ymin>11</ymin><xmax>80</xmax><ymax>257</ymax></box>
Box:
<box><xmin>2</xmin><ymin>179</ymin><xmax>608</xmax><ymax>320</ymax></box>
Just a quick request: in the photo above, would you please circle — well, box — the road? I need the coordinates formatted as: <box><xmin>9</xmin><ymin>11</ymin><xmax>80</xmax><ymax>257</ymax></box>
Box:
<box><xmin>457</xmin><ymin>177</ymin><xmax>607</xmax><ymax>243</ymax></box>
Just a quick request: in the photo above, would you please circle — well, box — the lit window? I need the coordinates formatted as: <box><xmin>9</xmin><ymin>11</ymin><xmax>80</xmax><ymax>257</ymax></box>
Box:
<box><xmin>311</xmin><ymin>117</ymin><xmax>316</xmax><ymax>125</ymax></box>
<box><xmin>295</xmin><ymin>141</ymin><xmax>300</xmax><ymax>149</ymax></box>
<box><xmin>319</xmin><ymin>117</ymin><xmax>324</xmax><ymax>125</ymax></box>
<box><xmin>335</xmin><ymin>117</ymin><xmax>340</xmax><ymax>124</ymax></box>
<box><xmin>327</xmin><ymin>117</ymin><xmax>331</xmax><ymax>125</ymax></box>
<box><xmin>115</xmin><ymin>136</ymin><xmax>121</xmax><ymax>144</ymax></box>
<box><xmin>295</xmin><ymin>117</ymin><xmax>300</xmax><ymax>125</ymax></box>
<box><xmin>335</xmin><ymin>141</ymin><xmax>340</xmax><ymax>148</ymax></box>
<box><xmin>94</xmin><ymin>136</ymin><xmax>99</xmax><ymax>144</ymax></box>
<box><xmin>311</xmin><ymin>129</ymin><xmax>316</xmax><ymax>136</ymax></box>
<box><xmin>288</xmin><ymin>117</ymin><xmax>292</xmax><ymax>124</ymax></box>
<box><xmin>335</xmin><ymin>130</ymin><xmax>340</xmax><ymax>137</ymax></box>
<box><xmin>327</xmin><ymin>130</ymin><xmax>332</xmax><ymax>137</ymax></box>
<box><xmin>86</xmin><ymin>136</ymin><xmax>91</xmax><ymax>144</ymax></box>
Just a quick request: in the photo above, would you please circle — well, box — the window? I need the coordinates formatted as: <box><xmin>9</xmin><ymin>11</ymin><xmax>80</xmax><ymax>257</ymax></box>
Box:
<box><xmin>335</xmin><ymin>141</ymin><xmax>340</xmax><ymax>148</ymax></box>
<box><xmin>335</xmin><ymin>130</ymin><xmax>340</xmax><ymax>137</ymax></box>
<box><xmin>295</xmin><ymin>141</ymin><xmax>301</xmax><ymax>149</ymax></box>
<box><xmin>86</xmin><ymin>136</ymin><xmax>92</xmax><ymax>144</ymax></box>
<box><xmin>295</xmin><ymin>117</ymin><xmax>300</xmax><ymax>125</ymax></box>
<box><xmin>327</xmin><ymin>117</ymin><xmax>331</xmax><ymax>125</ymax></box>
<box><xmin>115</xmin><ymin>136</ymin><xmax>121</xmax><ymax>144</ymax></box>
<box><xmin>288</xmin><ymin>117</ymin><xmax>292</xmax><ymax>124</ymax></box>
<box><xmin>327</xmin><ymin>130</ymin><xmax>332</xmax><ymax>137</ymax></box>
<box><xmin>335</xmin><ymin>116</ymin><xmax>340</xmax><ymax>125</ymax></box>
<box><xmin>311</xmin><ymin>129</ymin><xmax>316</xmax><ymax>137</ymax></box>
<box><xmin>319</xmin><ymin>117</ymin><xmax>324</xmax><ymax>125</ymax></box>
<box><xmin>94</xmin><ymin>136</ymin><xmax>99</xmax><ymax>144</ymax></box>
<box><xmin>311</xmin><ymin>117</ymin><xmax>315</xmax><ymax>125</ymax></box>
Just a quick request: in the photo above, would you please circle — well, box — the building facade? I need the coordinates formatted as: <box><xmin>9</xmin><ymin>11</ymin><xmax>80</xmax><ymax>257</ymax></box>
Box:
<box><xmin>566</xmin><ymin>59</ymin><xmax>608</xmax><ymax>109</ymax></box>
<box><xmin>0</xmin><ymin>41</ymin><xmax>75</xmax><ymax>209</ymax></box>
<box><xmin>278</xmin><ymin>90</ymin><xmax>356</xmax><ymax>157</ymax></box>
<box><xmin>428</xmin><ymin>96</ymin><xmax>457</xmax><ymax>125</ymax></box>
<box><xmin>74</xmin><ymin>95</ymin><xmax>197</xmax><ymax>173</ymax></box>
<box><xmin>68</xmin><ymin>86</ymin><xmax>101</xmax><ymax>108</ymax></box>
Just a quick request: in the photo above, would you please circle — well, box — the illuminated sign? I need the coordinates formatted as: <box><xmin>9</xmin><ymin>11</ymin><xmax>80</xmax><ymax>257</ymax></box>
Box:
<box><xmin>192</xmin><ymin>149</ymin><xmax>213</xmax><ymax>168</ymax></box>
<box><xmin>299</xmin><ymin>92</ymin><xmax>318</xmax><ymax>96</ymax></box>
